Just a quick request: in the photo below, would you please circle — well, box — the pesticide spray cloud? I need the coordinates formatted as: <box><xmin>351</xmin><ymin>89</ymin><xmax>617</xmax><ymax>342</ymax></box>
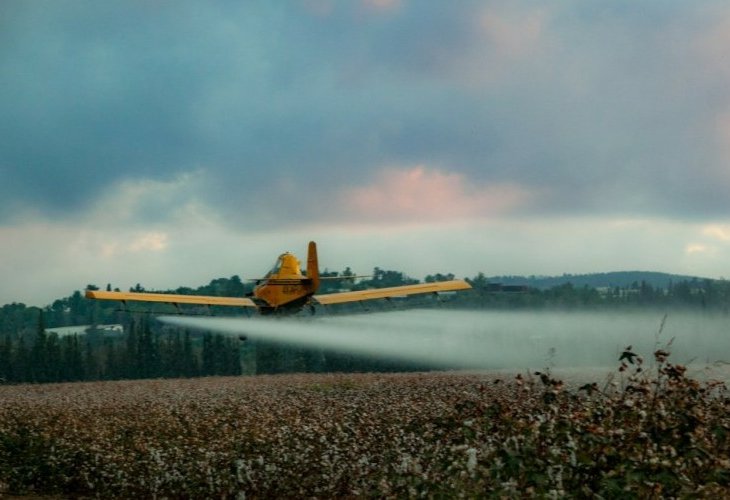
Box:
<box><xmin>160</xmin><ymin>309</ymin><xmax>730</xmax><ymax>372</ymax></box>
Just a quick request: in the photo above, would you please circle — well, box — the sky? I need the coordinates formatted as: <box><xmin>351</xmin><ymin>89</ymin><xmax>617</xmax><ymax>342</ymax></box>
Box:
<box><xmin>2</xmin><ymin>0</ymin><xmax>730</xmax><ymax>306</ymax></box>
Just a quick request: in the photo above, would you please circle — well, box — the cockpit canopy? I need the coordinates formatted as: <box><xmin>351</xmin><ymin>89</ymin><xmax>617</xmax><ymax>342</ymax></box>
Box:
<box><xmin>265</xmin><ymin>252</ymin><xmax>302</xmax><ymax>278</ymax></box>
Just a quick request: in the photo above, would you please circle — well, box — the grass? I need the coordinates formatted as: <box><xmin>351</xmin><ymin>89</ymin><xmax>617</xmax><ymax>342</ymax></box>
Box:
<box><xmin>0</xmin><ymin>348</ymin><xmax>728</xmax><ymax>498</ymax></box>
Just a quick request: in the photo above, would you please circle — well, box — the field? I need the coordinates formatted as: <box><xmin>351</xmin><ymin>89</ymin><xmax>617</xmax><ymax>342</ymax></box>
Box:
<box><xmin>0</xmin><ymin>352</ymin><xmax>728</xmax><ymax>498</ymax></box>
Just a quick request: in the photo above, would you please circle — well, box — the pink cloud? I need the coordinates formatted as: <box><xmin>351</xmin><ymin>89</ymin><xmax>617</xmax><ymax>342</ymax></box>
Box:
<box><xmin>341</xmin><ymin>166</ymin><xmax>532</xmax><ymax>224</ymax></box>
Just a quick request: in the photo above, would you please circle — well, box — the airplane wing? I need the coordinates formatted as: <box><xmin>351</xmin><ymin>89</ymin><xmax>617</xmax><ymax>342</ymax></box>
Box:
<box><xmin>312</xmin><ymin>279</ymin><xmax>471</xmax><ymax>305</ymax></box>
<box><xmin>85</xmin><ymin>290</ymin><xmax>257</xmax><ymax>308</ymax></box>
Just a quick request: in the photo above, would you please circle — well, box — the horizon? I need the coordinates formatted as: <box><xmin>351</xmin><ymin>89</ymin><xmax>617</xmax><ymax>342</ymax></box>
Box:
<box><xmin>4</xmin><ymin>268</ymin><xmax>717</xmax><ymax>310</ymax></box>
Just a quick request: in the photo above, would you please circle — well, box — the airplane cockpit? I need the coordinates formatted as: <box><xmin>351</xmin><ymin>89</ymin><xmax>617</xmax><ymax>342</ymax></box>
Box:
<box><xmin>264</xmin><ymin>256</ymin><xmax>284</xmax><ymax>278</ymax></box>
<box><xmin>263</xmin><ymin>253</ymin><xmax>302</xmax><ymax>279</ymax></box>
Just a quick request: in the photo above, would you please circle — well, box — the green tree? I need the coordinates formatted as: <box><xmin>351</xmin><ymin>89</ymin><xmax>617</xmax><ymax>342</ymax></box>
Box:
<box><xmin>183</xmin><ymin>331</ymin><xmax>198</xmax><ymax>377</ymax></box>
<box><xmin>30</xmin><ymin>311</ymin><xmax>48</xmax><ymax>382</ymax></box>
<box><xmin>14</xmin><ymin>336</ymin><xmax>30</xmax><ymax>383</ymax></box>
<box><xmin>45</xmin><ymin>332</ymin><xmax>62</xmax><ymax>382</ymax></box>
<box><xmin>425</xmin><ymin>273</ymin><xmax>455</xmax><ymax>283</ymax></box>
<box><xmin>0</xmin><ymin>334</ymin><xmax>13</xmax><ymax>382</ymax></box>
<box><xmin>61</xmin><ymin>335</ymin><xmax>85</xmax><ymax>381</ymax></box>
<box><xmin>137</xmin><ymin>319</ymin><xmax>160</xmax><ymax>378</ymax></box>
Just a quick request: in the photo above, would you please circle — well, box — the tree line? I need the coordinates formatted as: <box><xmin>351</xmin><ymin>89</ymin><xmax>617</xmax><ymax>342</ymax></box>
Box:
<box><xmin>0</xmin><ymin>309</ymin><xmax>425</xmax><ymax>384</ymax></box>
<box><xmin>1</xmin><ymin>270</ymin><xmax>729</xmax><ymax>384</ymax></box>
<box><xmin>0</xmin><ymin>313</ymin><xmax>241</xmax><ymax>384</ymax></box>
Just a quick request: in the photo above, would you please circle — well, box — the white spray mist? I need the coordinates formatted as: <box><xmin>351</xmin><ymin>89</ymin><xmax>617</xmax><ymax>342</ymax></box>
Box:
<box><xmin>160</xmin><ymin>309</ymin><xmax>730</xmax><ymax>372</ymax></box>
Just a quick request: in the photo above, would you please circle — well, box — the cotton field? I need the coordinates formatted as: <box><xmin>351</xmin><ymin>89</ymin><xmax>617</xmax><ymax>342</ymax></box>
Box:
<box><xmin>0</xmin><ymin>353</ymin><xmax>728</xmax><ymax>498</ymax></box>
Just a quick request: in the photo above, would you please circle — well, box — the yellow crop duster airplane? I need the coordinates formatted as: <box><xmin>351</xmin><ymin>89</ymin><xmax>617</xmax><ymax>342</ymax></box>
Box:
<box><xmin>85</xmin><ymin>241</ymin><xmax>471</xmax><ymax>315</ymax></box>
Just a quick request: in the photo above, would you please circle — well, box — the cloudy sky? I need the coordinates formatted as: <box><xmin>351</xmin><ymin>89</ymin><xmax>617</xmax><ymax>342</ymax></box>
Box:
<box><xmin>3</xmin><ymin>0</ymin><xmax>730</xmax><ymax>306</ymax></box>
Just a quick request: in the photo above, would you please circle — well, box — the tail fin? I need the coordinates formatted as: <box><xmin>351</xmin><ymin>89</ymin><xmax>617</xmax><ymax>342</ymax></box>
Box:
<box><xmin>307</xmin><ymin>241</ymin><xmax>320</xmax><ymax>292</ymax></box>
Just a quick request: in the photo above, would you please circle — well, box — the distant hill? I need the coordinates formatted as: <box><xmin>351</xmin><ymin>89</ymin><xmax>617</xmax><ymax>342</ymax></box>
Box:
<box><xmin>486</xmin><ymin>271</ymin><xmax>712</xmax><ymax>290</ymax></box>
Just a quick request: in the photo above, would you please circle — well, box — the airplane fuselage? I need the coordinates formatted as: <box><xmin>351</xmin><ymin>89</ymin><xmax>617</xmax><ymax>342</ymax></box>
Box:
<box><xmin>250</xmin><ymin>242</ymin><xmax>320</xmax><ymax>313</ymax></box>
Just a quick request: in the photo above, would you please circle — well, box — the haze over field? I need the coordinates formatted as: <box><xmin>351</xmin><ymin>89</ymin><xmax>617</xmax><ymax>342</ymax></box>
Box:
<box><xmin>3</xmin><ymin>1</ymin><xmax>730</xmax><ymax>305</ymax></box>
<box><xmin>162</xmin><ymin>310</ymin><xmax>730</xmax><ymax>375</ymax></box>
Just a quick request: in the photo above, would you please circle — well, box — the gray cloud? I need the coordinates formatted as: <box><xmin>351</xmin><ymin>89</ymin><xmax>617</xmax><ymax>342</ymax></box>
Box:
<box><xmin>2</xmin><ymin>1</ymin><xmax>730</xmax><ymax>226</ymax></box>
